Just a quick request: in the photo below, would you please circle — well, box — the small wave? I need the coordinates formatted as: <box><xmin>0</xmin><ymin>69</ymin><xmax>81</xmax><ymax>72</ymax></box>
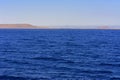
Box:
<box><xmin>110</xmin><ymin>77</ymin><xmax>120</xmax><ymax>80</ymax></box>
<box><xmin>31</xmin><ymin>57</ymin><xmax>75</xmax><ymax>63</ymax></box>
<box><xmin>3</xmin><ymin>59</ymin><xmax>30</xmax><ymax>65</ymax></box>
<box><xmin>78</xmin><ymin>69</ymin><xmax>113</xmax><ymax>74</ymax></box>
<box><xmin>100</xmin><ymin>63</ymin><xmax>120</xmax><ymax>67</ymax></box>
<box><xmin>0</xmin><ymin>75</ymin><xmax>30</xmax><ymax>80</ymax></box>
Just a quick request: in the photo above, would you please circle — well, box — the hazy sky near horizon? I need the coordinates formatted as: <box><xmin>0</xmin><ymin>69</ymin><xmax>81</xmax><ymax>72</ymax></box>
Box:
<box><xmin>0</xmin><ymin>0</ymin><xmax>120</xmax><ymax>28</ymax></box>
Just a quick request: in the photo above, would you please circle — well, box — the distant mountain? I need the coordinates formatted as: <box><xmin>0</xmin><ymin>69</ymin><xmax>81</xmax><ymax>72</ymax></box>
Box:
<box><xmin>0</xmin><ymin>24</ymin><xmax>119</xmax><ymax>29</ymax></box>
<box><xmin>0</xmin><ymin>24</ymin><xmax>37</xmax><ymax>28</ymax></box>
<box><xmin>97</xmin><ymin>26</ymin><xmax>110</xmax><ymax>29</ymax></box>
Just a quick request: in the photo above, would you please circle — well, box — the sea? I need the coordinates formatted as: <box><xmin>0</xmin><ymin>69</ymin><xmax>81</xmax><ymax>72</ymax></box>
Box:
<box><xmin>0</xmin><ymin>29</ymin><xmax>120</xmax><ymax>80</ymax></box>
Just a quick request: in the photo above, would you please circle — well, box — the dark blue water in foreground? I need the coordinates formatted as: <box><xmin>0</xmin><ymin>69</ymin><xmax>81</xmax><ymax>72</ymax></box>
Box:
<box><xmin>0</xmin><ymin>29</ymin><xmax>120</xmax><ymax>80</ymax></box>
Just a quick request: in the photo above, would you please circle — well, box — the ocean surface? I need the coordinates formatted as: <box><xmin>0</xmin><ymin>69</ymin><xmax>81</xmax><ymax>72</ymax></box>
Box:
<box><xmin>0</xmin><ymin>29</ymin><xmax>120</xmax><ymax>80</ymax></box>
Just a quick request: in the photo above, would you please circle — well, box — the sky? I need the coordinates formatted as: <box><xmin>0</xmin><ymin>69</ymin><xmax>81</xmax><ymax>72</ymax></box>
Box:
<box><xmin>0</xmin><ymin>0</ymin><xmax>120</xmax><ymax>28</ymax></box>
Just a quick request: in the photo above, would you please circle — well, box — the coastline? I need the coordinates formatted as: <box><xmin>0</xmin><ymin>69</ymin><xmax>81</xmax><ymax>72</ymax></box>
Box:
<box><xmin>0</xmin><ymin>24</ymin><xmax>120</xmax><ymax>30</ymax></box>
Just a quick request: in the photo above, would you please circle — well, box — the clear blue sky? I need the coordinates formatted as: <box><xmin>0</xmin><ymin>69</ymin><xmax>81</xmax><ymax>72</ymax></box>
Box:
<box><xmin>0</xmin><ymin>0</ymin><xmax>120</xmax><ymax>28</ymax></box>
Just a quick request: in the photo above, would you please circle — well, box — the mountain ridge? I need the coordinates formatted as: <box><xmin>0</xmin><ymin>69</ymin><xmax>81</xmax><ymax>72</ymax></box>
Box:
<box><xmin>0</xmin><ymin>24</ymin><xmax>36</xmax><ymax>28</ymax></box>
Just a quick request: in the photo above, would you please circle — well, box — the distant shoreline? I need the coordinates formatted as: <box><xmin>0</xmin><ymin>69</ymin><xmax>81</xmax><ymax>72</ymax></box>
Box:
<box><xmin>0</xmin><ymin>28</ymin><xmax>120</xmax><ymax>30</ymax></box>
<box><xmin>0</xmin><ymin>24</ymin><xmax>120</xmax><ymax>30</ymax></box>
<box><xmin>0</xmin><ymin>24</ymin><xmax>48</xmax><ymax>29</ymax></box>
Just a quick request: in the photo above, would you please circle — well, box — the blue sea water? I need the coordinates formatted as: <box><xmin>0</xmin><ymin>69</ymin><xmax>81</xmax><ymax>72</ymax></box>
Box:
<box><xmin>0</xmin><ymin>29</ymin><xmax>120</xmax><ymax>80</ymax></box>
